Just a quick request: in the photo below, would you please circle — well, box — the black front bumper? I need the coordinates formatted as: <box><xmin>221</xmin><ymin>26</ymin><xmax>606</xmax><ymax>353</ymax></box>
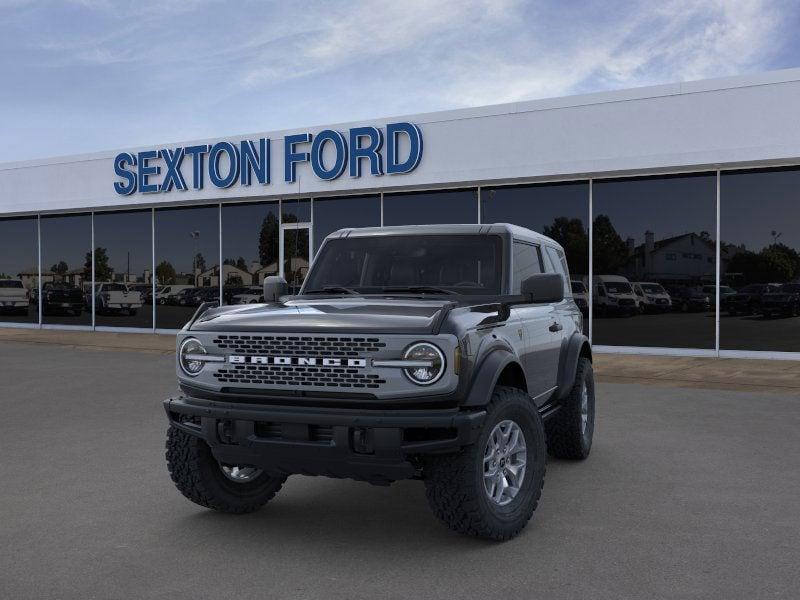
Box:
<box><xmin>164</xmin><ymin>396</ymin><xmax>486</xmax><ymax>484</ymax></box>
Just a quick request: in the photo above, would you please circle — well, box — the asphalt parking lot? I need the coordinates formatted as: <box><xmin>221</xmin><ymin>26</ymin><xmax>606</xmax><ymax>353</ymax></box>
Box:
<box><xmin>1</xmin><ymin>342</ymin><xmax>799</xmax><ymax>600</ymax></box>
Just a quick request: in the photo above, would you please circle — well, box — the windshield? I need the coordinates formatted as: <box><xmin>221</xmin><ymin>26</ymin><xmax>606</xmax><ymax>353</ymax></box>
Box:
<box><xmin>0</xmin><ymin>280</ymin><xmax>23</xmax><ymax>288</ymax></box>
<box><xmin>605</xmin><ymin>282</ymin><xmax>632</xmax><ymax>294</ymax></box>
<box><xmin>640</xmin><ymin>283</ymin><xmax>665</xmax><ymax>294</ymax></box>
<box><xmin>571</xmin><ymin>281</ymin><xmax>586</xmax><ymax>293</ymax></box>
<box><xmin>303</xmin><ymin>235</ymin><xmax>504</xmax><ymax>295</ymax></box>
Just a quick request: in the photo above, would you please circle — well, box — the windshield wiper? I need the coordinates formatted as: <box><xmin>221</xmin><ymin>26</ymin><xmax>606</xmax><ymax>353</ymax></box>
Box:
<box><xmin>380</xmin><ymin>286</ymin><xmax>456</xmax><ymax>295</ymax></box>
<box><xmin>304</xmin><ymin>286</ymin><xmax>360</xmax><ymax>295</ymax></box>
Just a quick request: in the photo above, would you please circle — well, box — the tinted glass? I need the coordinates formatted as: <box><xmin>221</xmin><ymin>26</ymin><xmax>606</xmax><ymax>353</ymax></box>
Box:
<box><xmin>303</xmin><ymin>235</ymin><xmax>503</xmax><ymax>295</ymax></box>
<box><xmin>313</xmin><ymin>195</ymin><xmax>381</xmax><ymax>253</ymax></box>
<box><xmin>154</xmin><ymin>206</ymin><xmax>219</xmax><ymax>329</ymax></box>
<box><xmin>481</xmin><ymin>182</ymin><xmax>589</xmax><ymax>284</ymax></box>
<box><xmin>592</xmin><ymin>174</ymin><xmax>716</xmax><ymax>349</ymax></box>
<box><xmin>283</xmin><ymin>226</ymin><xmax>311</xmax><ymax>294</ymax></box>
<box><xmin>0</xmin><ymin>217</ymin><xmax>38</xmax><ymax>323</ymax></box>
<box><xmin>221</xmin><ymin>202</ymin><xmax>278</xmax><ymax>305</ymax></box>
<box><xmin>40</xmin><ymin>214</ymin><xmax>92</xmax><ymax>325</ymax></box>
<box><xmin>282</xmin><ymin>198</ymin><xmax>310</xmax><ymax>223</ymax></box>
<box><xmin>93</xmin><ymin>210</ymin><xmax>152</xmax><ymax>328</ymax></box>
<box><xmin>383</xmin><ymin>189</ymin><xmax>478</xmax><ymax>225</ymax></box>
<box><xmin>545</xmin><ymin>246</ymin><xmax>571</xmax><ymax>297</ymax></box>
<box><xmin>512</xmin><ymin>242</ymin><xmax>542</xmax><ymax>293</ymax></box>
<box><xmin>721</xmin><ymin>168</ymin><xmax>800</xmax><ymax>352</ymax></box>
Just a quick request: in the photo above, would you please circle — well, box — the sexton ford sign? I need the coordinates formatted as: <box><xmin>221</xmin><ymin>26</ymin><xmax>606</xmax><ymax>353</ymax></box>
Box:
<box><xmin>112</xmin><ymin>122</ymin><xmax>423</xmax><ymax>195</ymax></box>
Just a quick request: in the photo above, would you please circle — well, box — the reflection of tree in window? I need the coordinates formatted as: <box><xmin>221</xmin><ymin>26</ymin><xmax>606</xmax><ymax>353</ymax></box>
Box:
<box><xmin>543</xmin><ymin>217</ymin><xmax>588</xmax><ymax>276</ymax></box>
<box><xmin>258</xmin><ymin>214</ymin><xmax>279</xmax><ymax>269</ymax></box>
<box><xmin>592</xmin><ymin>215</ymin><xmax>628</xmax><ymax>273</ymax></box>
<box><xmin>156</xmin><ymin>261</ymin><xmax>176</xmax><ymax>284</ymax></box>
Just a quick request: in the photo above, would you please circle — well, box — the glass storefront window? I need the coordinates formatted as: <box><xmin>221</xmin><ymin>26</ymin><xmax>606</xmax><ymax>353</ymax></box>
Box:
<box><xmin>383</xmin><ymin>189</ymin><xmax>478</xmax><ymax>226</ymax></box>
<box><xmin>592</xmin><ymin>173</ymin><xmax>717</xmax><ymax>349</ymax></box>
<box><xmin>313</xmin><ymin>195</ymin><xmax>381</xmax><ymax>253</ymax></box>
<box><xmin>154</xmin><ymin>205</ymin><xmax>219</xmax><ymax>329</ymax></box>
<box><xmin>39</xmin><ymin>213</ymin><xmax>92</xmax><ymax>326</ymax></box>
<box><xmin>93</xmin><ymin>210</ymin><xmax>153</xmax><ymax>328</ymax></box>
<box><xmin>481</xmin><ymin>181</ymin><xmax>589</xmax><ymax>293</ymax></box>
<box><xmin>220</xmin><ymin>202</ymin><xmax>279</xmax><ymax>305</ymax></box>
<box><xmin>0</xmin><ymin>217</ymin><xmax>39</xmax><ymax>323</ymax></box>
<box><xmin>721</xmin><ymin>168</ymin><xmax>800</xmax><ymax>352</ymax></box>
<box><xmin>282</xmin><ymin>198</ymin><xmax>311</xmax><ymax>223</ymax></box>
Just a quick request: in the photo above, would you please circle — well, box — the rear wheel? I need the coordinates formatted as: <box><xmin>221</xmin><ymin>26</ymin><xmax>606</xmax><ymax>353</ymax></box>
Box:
<box><xmin>166</xmin><ymin>426</ymin><xmax>286</xmax><ymax>513</ymax></box>
<box><xmin>423</xmin><ymin>386</ymin><xmax>546</xmax><ymax>541</ymax></box>
<box><xmin>545</xmin><ymin>357</ymin><xmax>595</xmax><ymax>460</ymax></box>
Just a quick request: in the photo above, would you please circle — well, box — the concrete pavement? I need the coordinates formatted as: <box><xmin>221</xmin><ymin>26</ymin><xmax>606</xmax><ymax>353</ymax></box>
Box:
<box><xmin>0</xmin><ymin>341</ymin><xmax>798</xmax><ymax>599</ymax></box>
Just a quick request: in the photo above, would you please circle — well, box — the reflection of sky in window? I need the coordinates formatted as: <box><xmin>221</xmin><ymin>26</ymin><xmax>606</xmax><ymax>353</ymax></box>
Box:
<box><xmin>0</xmin><ymin>218</ymin><xmax>37</xmax><ymax>277</ymax></box>
<box><xmin>155</xmin><ymin>207</ymin><xmax>218</xmax><ymax>274</ymax></box>
<box><xmin>384</xmin><ymin>190</ymin><xmax>478</xmax><ymax>225</ymax></box>
<box><xmin>313</xmin><ymin>195</ymin><xmax>381</xmax><ymax>252</ymax></box>
<box><xmin>94</xmin><ymin>211</ymin><xmax>151</xmax><ymax>279</ymax></box>
<box><xmin>481</xmin><ymin>183</ymin><xmax>589</xmax><ymax>231</ymax></box>
<box><xmin>721</xmin><ymin>169</ymin><xmax>800</xmax><ymax>252</ymax></box>
<box><xmin>221</xmin><ymin>202</ymin><xmax>279</xmax><ymax>264</ymax></box>
<box><xmin>593</xmin><ymin>174</ymin><xmax>716</xmax><ymax>245</ymax></box>
<box><xmin>41</xmin><ymin>214</ymin><xmax>91</xmax><ymax>273</ymax></box>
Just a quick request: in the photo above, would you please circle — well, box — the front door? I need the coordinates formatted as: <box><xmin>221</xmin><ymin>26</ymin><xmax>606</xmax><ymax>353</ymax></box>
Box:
<box><xmin>280</xmin><ymin>223</ymin><xmax>311</xmax><ymax>294</ymax></box>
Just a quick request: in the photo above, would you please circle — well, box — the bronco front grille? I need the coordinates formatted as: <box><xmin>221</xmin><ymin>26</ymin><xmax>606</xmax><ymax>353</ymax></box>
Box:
<box><xmin>212</xmin><ymin>335</ymin><xmax>386</xmax><ymax>357</ymax></box>
<box><xmin>213</xmin><ymin>364</ymin><xmax>387</xmax><ymax>389</ymax></box>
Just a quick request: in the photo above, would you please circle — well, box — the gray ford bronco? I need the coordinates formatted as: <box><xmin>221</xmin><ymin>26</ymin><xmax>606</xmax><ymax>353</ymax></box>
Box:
<box><xmin>164</xmin><ymin>224</ymin><xmax>595</xmax><ymax>540</ymax></box>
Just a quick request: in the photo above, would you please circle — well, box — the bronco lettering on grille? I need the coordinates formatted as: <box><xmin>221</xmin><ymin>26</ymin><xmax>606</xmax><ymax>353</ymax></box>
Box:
<box><xmin>228</xmin><ymin>355</ymin><xmax>367</xmax><ymax>367</ymax></box>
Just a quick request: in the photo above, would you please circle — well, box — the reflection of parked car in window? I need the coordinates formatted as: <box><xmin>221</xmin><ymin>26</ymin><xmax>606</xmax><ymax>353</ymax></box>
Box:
<box><xmin>632</xmin><ymin>282</ymin><xmax>671</xmax><ymax>313</ymax></box>
<box><xmin>90</xmin><ymin>283</ymin><xmax>143</xmax><ymax>315</ymax></box>
<box><xmin>702</xmin><ymin>285</ymin><xmax>736</xmax><ymax>305</ymax></box>
<box><xmin>725</xmin><ymin>283</ymin><xmax>780</xmax><ymax>316</ymax></box>
<box><xmin>0</xmin><ymin>279</ymin><xmax>30</xmax><ymax>315</ymax></box>
<box><xmin>186</xmin><ymin>287</ymin><xmax>219</xmax><ymax>307</ymax></box>
<box><xmin>570</xmin><ymin>280</ymin><xmax>589</xmax><ymax>315</ymax></box>
<box><xmin>593</xmin><ymin>275</ymin><xmax>637</xmax><ymax>316</ymax></box>
<box><xmin>39</xmin><ymin>282</ymin><xmax>84</xmax><ymax>315</ymax></box>
<box><xmin>759</xmin><ymin>283</ymin><xmax>800</xmax><ymax>318</ymax></box>
<box><xmin>126</xmin><ymin>283</ymin><xmax>156</xmax><ymax>305</ymax></box>
<box><xmin>156</xmin><ymin>285</ymin><xmax>193</xmax><ymax>305</ymax></box>
<box><xmin>232</xmin><ymin>286</ymin><xmax>265</xmax><ymax>304</ymax></box>
<box><xmin>223</xmin><ymin>286</ymin><xmax>250</xmax><ymax>305</ymax></box>
<box><xmin>667</xmin><ymin>286</ymin><xmax>710</xmax><ymax>312</ymax></box>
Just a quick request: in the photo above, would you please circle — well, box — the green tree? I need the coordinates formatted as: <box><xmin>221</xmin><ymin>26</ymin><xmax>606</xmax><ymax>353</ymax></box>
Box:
<box><xmin>591</xmin><ymin>215</ymin><xmax>629</xmax><ymax>274</ymax></box>
<box><xmin>84</xmin><ymin>247</ymin><xmax>113</xmax><ymax>282</ymax></box>
<box><xmin>226</xmin><ymin>274</ymin><xmax>244</xmax><ymax>287</ymax></box>
<box><xmin>543</xmin><ymin>217</ymin><xmax>589</xmax><ymax>276</ymax></box>
<box><xmin>50</xmin><ymin>261</ymin><xmax>68</xmax><ymax>275</ymax></box>
<box><xmin>236</xmin><ymin>256</ymin><xmax>248</xmax><ymax>271</ymax></box>
<box><xmin>258</xmin><ymin>213</ymin><xmax>279</xmax><ymax>268</ymax></box>
<box><xmin>156</xmin><ymin>261</ymin><xmax>177</xmax><ymax>285</ymax></box>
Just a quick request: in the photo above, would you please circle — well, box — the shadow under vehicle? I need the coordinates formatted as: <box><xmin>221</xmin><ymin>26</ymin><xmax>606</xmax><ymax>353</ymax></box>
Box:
<box><xmin>724</xmin><ymin>283</ymin><xmax>781</xmax><ymax>316</ymax></box>
<box><xmin>665</xmin><ymin>285</ymin><xmax>710</xmax><ymax>313</ymax></box>
<box><xmin>0</xmin><ymin>279</ymin><xmax>30</xmax><ymax>315</ymax></box>
<box><xmin>163</xmin><ymin>224</ymin><xmax>594</xmax><ymax>541</ymax></box>
<box><xmin>759</xmin><ymin>283</ymin><xmax>800</xmax><ymax>318</ymax></box>
<box><xmin>38</xmin><ymin>282</ymin><xmax>85</xmax><ymax>316</ymax></box>
<box><xmin>632</xmin><ymin>281</ymin><xmax>672</xmax><ymax>313</ymax></box>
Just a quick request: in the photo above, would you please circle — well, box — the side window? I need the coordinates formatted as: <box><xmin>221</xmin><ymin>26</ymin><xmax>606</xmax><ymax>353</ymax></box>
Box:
<box><xmin>512</xmin><ymin>241</ymin><xmax>542</xmax><ymax>293</ymax></box>
<box><xmin>544</xmin><ymin>246</ymin><xmax>571</xmax><ymax>297</ymax></box>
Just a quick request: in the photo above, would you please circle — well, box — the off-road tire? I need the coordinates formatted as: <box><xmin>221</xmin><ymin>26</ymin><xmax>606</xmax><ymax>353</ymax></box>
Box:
<box><xmin>545</xmin><ymin>357</ymin><xmax>595</xmax><ymax>460</ymax></box>
<box><xmin>423</xmin><ymin>386</ymin><xmax>547</xmax><ymax>541</ymax></box>
<box><xmin>166</xmin><ymin>426</ymin><xmax>286</xmax><ymax>513</ymax></box>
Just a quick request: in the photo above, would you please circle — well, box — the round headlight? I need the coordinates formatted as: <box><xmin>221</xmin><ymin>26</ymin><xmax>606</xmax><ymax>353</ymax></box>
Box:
<box><xmin>179</xmin><ymin>337</ymin><xmax>206</xmax><ymax>376</ymax></box>
<box><xmin>403</xmin><ymin>342</ymin><xmax>445</xmax><ymax>385</ymax></box>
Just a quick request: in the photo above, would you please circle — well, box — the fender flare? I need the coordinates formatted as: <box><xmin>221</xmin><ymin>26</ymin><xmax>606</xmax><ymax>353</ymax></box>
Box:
<box><xmin>462</xmin><ymin>347</ymin><xmax>523</xmax><ymax>407</ymax></box>
<box><xmin>556</xmin><ymin>332</ymin><xmax>592</xmax><ymax>400</ymax></box>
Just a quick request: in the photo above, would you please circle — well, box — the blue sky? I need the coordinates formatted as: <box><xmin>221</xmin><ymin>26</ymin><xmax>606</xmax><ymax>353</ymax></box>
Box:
<box><xmin>1</xmin><ymin>0</ymin><xmax>798</xmax><ymax>162</ymax></box>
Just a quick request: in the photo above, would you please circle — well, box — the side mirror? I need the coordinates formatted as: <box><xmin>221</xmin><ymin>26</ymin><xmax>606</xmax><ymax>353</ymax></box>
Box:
<box><xmin>521</xmin><ymin>273</ymin><xmax>564</xmax><ymax>303</ymax></box>
<box><xmin>263</xmin><ymin>275</ymin><xmax>288</xmax><ymax>302</ymax></box>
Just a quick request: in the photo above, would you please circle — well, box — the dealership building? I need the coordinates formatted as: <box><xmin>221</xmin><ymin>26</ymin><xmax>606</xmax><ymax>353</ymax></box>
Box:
<box><xmin>1</xmin><ymin>69</ymin><xmax>800</xmax><ymax>359</ymax></box>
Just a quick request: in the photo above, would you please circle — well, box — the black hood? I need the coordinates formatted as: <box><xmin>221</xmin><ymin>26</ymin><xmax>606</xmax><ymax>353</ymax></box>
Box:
<box><xmin>189</xmin><ymin>297</ymin><xmax>454</xmax><ymax>334</ymax></box>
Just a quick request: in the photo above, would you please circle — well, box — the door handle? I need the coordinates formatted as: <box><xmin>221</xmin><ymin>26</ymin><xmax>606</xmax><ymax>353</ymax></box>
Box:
<box><xmin>548</xmin><ymin>322</ymin><xmax>563</xmax><ymax>333</ymax></box>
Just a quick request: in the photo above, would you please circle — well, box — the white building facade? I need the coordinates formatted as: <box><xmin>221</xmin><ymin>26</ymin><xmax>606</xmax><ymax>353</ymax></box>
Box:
<box><xmin>2</xmin><ymin>69</ymin><xmax>800</xmax><ymax>359</ymax></box>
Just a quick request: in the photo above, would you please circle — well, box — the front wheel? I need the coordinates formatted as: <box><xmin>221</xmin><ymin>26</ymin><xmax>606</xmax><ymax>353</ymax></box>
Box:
<box><xmin>165</xmin><ymin>426</ymin><xmax>286</xmax><ymax>513</ymax></box>
<box><xmin>423</xmin><ymin>386</ymin><xmax>547</xmax><ymax>541</ymax></box>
